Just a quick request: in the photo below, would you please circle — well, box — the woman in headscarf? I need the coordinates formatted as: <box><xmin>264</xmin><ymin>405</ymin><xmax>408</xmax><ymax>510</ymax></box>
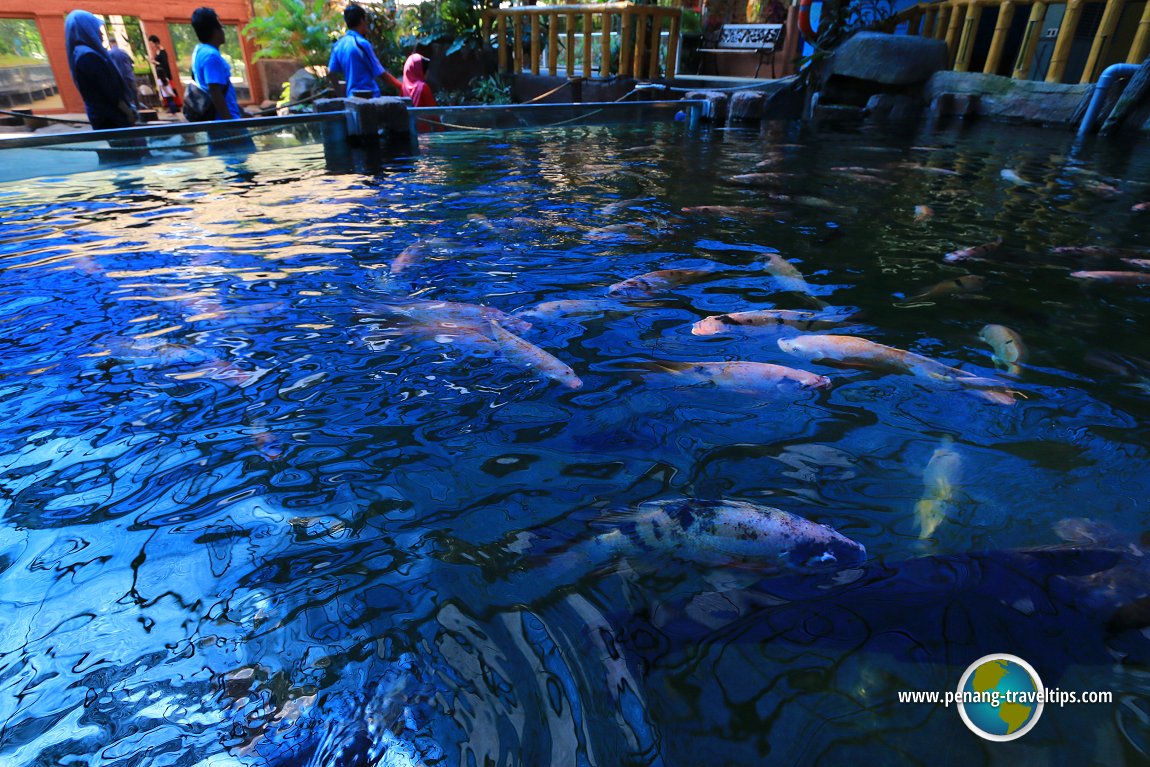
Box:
<box><xmin>65</xmin><ymin>10</ymin><xmax>136</xmax><ymax>130</ymax></box>
<box><xmin>401</xmin><ymin>53</ymin><xmax>440</xmax><ymax>132</ymax></box>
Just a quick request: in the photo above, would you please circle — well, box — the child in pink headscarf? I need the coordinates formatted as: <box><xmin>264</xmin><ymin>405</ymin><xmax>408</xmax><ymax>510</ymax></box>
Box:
<box><xmin>401</xmin><ymin>53</ymin><xmax>440</xmax><ymax>131</ymax></box>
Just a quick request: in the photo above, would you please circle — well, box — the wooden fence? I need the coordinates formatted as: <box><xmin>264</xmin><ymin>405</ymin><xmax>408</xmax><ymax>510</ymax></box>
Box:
<box><xmin>480</xmin><ymin>3</ymin><xmax>683</xmax><ymax>79</ymax></box>
<box><xmin>875</xmin><ymin>0</ymin><xmax>1150</xmax><ymax>83</ymax></box>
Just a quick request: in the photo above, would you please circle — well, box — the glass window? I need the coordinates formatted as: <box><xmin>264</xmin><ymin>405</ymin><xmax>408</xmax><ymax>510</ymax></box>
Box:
<box><xmin>0</xmin><ymin>18</ymin><xmax>61</xmax><ymax>111</ymax></box>
<box><xmin>168</xmin><ymin>23</ymin><xmax>250</xmax><ymax>102</ymax></box>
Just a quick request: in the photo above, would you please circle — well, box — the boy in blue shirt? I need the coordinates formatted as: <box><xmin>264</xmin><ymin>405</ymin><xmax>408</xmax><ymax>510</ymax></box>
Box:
<box><xmin>329</xmin><ymin>4</ymin><xmax>402</xmax><ymax>98</ymax></box>
<box><xmin>191</xmin><ymin>7</ymin><xmax>244</xmax><ymax>120</ymax></box>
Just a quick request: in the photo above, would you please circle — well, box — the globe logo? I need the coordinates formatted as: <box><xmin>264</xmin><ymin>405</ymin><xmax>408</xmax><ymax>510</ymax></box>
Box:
<box><xmin>956</xmin><ymin>654</ymin><xmax>1044</xmax><ymax>741</ymax></box>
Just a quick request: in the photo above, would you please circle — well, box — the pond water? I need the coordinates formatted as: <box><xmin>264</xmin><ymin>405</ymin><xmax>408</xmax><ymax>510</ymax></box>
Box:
<box><xmin>1</xmin><ymin>118</ymin><xmax>1149</xmax><ymax>767</ymax></box>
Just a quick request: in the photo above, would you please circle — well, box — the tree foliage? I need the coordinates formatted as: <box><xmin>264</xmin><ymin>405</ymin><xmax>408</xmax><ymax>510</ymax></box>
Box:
<box><xmin>244</xmin><ymin>0</ymin><xmax>342</xmax><ymax>69</ymax></box>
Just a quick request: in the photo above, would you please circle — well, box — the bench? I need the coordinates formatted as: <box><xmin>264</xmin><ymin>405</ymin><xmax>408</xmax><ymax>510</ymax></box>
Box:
<box><xmin>698</xmin><ymin>23</ymin><xmax>784</xmax><ymax>78</ymax></box>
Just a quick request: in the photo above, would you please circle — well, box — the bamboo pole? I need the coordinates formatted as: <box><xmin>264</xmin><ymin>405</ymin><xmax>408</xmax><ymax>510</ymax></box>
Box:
<box><xmin>583</xmin><ymin>12</ymin><xmax>594</xmax><ymax>78</ymax></box>
<box><xmin>567</xmin><ymin>11</ymin><xmax>576</xmax><ymax>75</ymax></box>
<box><xmin>482</xmin><ymin>13</ymin><xmax>492</xmax><ymax>51</ymax></box>
<box><xmin>531</xmin><ymin>13</ymin><xmax>541</xmax><ymax>75</ymax></box>
<box><xmin>936</xmin><ymin>4</ymin><xmax>953</xmax><ymax>40</ymax></box>
<box><xmin>1080</xmin><ymin>0</ymin><xmax>1127</xmax><ymax>82</ymax></box>
<box><xmin>601</xmin><ymin>11</ymin><xmax>613</xmax><ymax>76</ymax></box>
<box><xmin>634</xmin><ymin>9</ymin><xmax>649</xmax><ymax>79</ymax></box>
<box><xmin>954</xmin><ymin>1</ymin><xmax>983</xmax><ymax>72</ymax></box>
<box><xmin>983</xmin><ymin>0</ymin><xmax>1015</xmax><ymax>73</ymax></box>
<box><xmin>621</xmin><ymin>9</ymin><xmax>634</xmax><ymax>77</ymax></box>
<box><xmin>648</xmin><ymin>11</ymin><xmax>661</xmax><ymax>78</ymax></box>
<box><xmin>923</xmin><ymin>6</ymin><xmax>939</xmax><ymax>37</ymax></box>
<box><xmin>1012</xmin><ymin>1</ymin><xmax>1047</xmax><ymax>78</ymax></box>
<box><xmin>944</xmin><ymin>2</ymin><xmax>967</xmax><ymax>63</ymax></box>
<box><xmin>498</xmin><ymin>13</ymin><xmax>509</xmax><ymax>72</ymax></box>
<box><xmin>908</xmin><ymin>9</ymin><xmax>923</xmax><ymax>35</ymax></box>
<box><xmin>1046</xmin><ymin>0</ymin><xmax>1085</xmax><ymax>82</ymax></box>
<box><xmin>667</xmin><ymin>11</ymin><xmax>681</xmax><ymax>77</ymax></box>
<box><xmin>511</xmin><ymin>13</ymin><xmax>522</xmax><ymax>73</ymax></box>
<box><xmin>548</xmin><ymin>12</ymin><xmax>559</xmax><ymax>74</ymax></box>
<box><xmin>1129</xmin><ymin>0</ymin><xmax>1150</xmax><ymax>63</ymax></box>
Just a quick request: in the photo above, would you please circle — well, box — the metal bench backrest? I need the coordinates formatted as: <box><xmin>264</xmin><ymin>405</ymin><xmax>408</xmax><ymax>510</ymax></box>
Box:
<box><xmin>717</xmin><ymin>24</ymin><xmax>784</xmax><ymax>50</ymax></box>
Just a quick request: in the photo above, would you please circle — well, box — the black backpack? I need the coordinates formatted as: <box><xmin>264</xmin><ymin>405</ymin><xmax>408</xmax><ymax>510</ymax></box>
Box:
<box><xmin>183</xmin><ymin>81</ymin><xmax>216</xmax><ymax>122</ymax></box>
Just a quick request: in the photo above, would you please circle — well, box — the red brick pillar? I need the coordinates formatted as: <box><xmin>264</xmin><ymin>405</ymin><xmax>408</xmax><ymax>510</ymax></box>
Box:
<box><xmin>36</xmin><ymin>13</ymin><xmax>87</xmax><ymax>114</ymax></box>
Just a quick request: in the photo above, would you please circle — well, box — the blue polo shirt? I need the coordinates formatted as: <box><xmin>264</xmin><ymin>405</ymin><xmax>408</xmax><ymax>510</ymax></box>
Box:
<box><xmin>193</xmin><ymin>43</ymin><xmax>242</xmax><ymax>120</ymax></box>
<box><xmin>328</xmin><ymin>30</ymin><xmax>385</xmax><ymax>97</ymax></box>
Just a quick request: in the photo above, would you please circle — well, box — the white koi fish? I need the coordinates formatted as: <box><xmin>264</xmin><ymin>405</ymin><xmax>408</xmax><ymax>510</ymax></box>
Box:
<box><xmin>979</xmin><ymin>324</ymin><xmax>1027</xmax><ymax>375</ymax></box>
<box><xmin>915</xmin><ymin>437</ymin><xmax>962</xmax><ymax>539</ymax></box>
<box><xmin>777</xmin><ymin>334</ymin><xmax>1016</xmax><ymax>405</ymax></box>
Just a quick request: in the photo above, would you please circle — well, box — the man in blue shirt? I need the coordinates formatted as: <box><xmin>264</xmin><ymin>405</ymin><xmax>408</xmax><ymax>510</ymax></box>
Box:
<box><xmin>329</xmin><ymin>4</ymin><xmax>401</xmax><ymax>98</ymax></box>
<box><xmin>191</xmin><ymin>7</ymin><xmax>244</xmax><ymax>120</ymax></box>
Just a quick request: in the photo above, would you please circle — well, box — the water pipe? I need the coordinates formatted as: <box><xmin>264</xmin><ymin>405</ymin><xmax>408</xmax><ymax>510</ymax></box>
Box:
<box><xmin>798</xmin><ymin>0</ymin><xmax>820</xmax><ymax>45</ymax></box>
<box><xmin>1077</xmin><ymin>62</ymin><xmax>1140</xmax><ymax>139</ymax></box>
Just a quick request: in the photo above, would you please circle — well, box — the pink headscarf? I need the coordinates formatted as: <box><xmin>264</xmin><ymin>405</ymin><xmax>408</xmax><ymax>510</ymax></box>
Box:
<box><xmin>401</xmin><ymin>54</ymin><xmax>435</xmax><ymax>109</ymax></box>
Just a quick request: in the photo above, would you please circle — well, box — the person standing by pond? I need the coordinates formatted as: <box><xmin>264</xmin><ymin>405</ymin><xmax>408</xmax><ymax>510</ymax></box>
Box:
<box><xmin>191</xmin><ymin>7</ymin><xmax>244</xmax><ymax>121</ymax></box>
<box><xmin>64</xmin><ymin>10</ymin><xmax>137</xmax><ymax>130</ymax></box>
<box><xmin>148</xmin><ymin>34</ymin><xmax>180</xmax><ymax>114</ymax></box>
<box><xmin>107</xmin><ymin>39</ymin><xmax>138</xmax><ymax>109</ymax></box>
<box><xmin>402</xmin><ymin>53</ymin><xmax>440</xmax><ymax>132</ymax></box>
<box><xmin>328</xmin><ymin>3</ymin><xmax>402</xmax><ymax>98</ymax></box>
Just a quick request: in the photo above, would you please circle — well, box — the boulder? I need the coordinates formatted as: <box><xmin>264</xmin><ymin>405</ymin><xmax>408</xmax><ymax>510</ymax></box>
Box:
<box><xmin>927</xmin><ymin>92</ymin><xmax>980</xmax><ymax>120</ymax></box>
<box><xmin>683</xmin><ymin>90</ymin><xmax>730</xmax><ymax>124</ymax></box>
<box><xmin>1100</xmin><ymin>58</ymin><xmax>1150</xmax><ymax>136</ymax></box>
<box><xmin>289</xmin><ymin>68</ymin><xmax>320</xmax><ymax>102</ymax></box>
<box><xmin>925</xmin><ymin>71</ymin><xmax>1090</xmax><ymax>126</ymax></box>
<box><xmin>829</xmin><ymin>32</ymin><xmax>948</xmax><ymax>86</ymax></box>
<box><xmin>866</xmin><ymin>93</ymin><xmax>922</xmax><ymax>121</ymax></box>
<box><xmin>729</xmin><ymin>91</ymin><xmax>765</xmax><ymax>122</ymax></box>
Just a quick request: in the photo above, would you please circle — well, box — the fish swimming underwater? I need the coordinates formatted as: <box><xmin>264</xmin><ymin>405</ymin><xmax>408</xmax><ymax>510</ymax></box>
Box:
<box><xmin>776</xmin><ymin>334</ymin><xmax>1016</xmax><ymax>404</ymax></box>
<box><xmin>607</xmin><ymin>268</ymin><xmax>714</xmax><ymax>298</ymax></box>
<box><xmin>762</xmin><ymin>253</ymin><xmax>828</xmax><ymax>309</ymax></box>
<box><xmin>903</xmin><ymin>274</ymin><xmax>986</xmax><ymax>303</ymax></box>
<box><xmin>944</xmin><ymin>238</ymin><xmax>1002</xmax><ymax>263</ymax></box>
<box><xmin>691</xmin><ymin>309</ymin><xmax>855</xmax><ymax>336</ymax></box>
<box><xmin>915</xmin><ymin>436</ymin><xmax>962</xmax><ymax>539</ymax></box>
<box><xmin>1070</xmin><ymin>270</ymin><xmax>1150</xmax><ymax>285</ymax></box>
<box><xmin>639</xmin><ymin>360</ymin><xmax>833</xmax><ymax>393</ymax></box>
<box><xmin>248</xmin><ymin>499</ymin><xmax>867</xmax><ymax>766</ymax></box>
<box><xmin>356</xmin><ymin>299</ymin><xmax>532</xmax><ymax>336</ymax></box>
<box><xmin>639</xmin><ymin>520</ymin><xmax>1150</xmax><ymax>686</ymax></box>
<box><xmin>979</xmin><ymin>323</ymin><xmax>1027</xmax><ymax>375</ymax></box>
<box><xmin>485</xmin><ymin>320</ymin><xmax>583</xmax><ymax>389</ymax></box>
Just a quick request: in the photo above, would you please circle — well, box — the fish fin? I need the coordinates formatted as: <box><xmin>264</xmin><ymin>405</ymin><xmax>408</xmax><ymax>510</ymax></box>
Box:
<box><xmin>1052</xmin><ymin>517</ymin><xmax>1125</xmax><ymax>546</ymax></box>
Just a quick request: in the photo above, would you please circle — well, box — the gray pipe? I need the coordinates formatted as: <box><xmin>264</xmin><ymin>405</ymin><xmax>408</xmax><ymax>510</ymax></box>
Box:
<box><xmin>1077</xmin><ymin>63</ymin><xmax>1140</xmax><ymax>139</ymax></box>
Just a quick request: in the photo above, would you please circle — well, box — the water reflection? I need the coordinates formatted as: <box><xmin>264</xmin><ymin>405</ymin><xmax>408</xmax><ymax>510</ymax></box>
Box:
<box><xmin>0</xmin><ymin>121</ymin><xmax>1148</xmax><ymax>766</ymax></box>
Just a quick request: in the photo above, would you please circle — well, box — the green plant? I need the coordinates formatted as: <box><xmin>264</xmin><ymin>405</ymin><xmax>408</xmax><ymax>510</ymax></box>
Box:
<box><xmin>244</xmin><ymin>0</ymin><xmax>341</xmax><ymax>70</ymax></box>
<box><xmin>470</xmin><ymin>74</ymin><xmax>510</xmax><ymax>105</ymax></box>
<box><xmin>681</xmin><ymin>10</ymin><xmax>702</xmax><ymax>35</ymax></box>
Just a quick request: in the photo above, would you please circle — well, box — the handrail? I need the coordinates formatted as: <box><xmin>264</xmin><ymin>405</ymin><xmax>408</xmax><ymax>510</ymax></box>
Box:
<box><xmin>0</xmin><ymin>112</ymin><xmax>342</xmax><ymax>151</ymax></box>
<box><xmin>481</xmin><ymin>2</ymin><xmax>683</xmax><ymax>80</ymax></box>
<box><xmin>873</xmin><ymin>0</ymin><xmax>1149</xmax><ymax>84</ymax></box>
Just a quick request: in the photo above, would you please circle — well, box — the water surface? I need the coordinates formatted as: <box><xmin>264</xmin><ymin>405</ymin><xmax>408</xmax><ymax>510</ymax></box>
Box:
<box><xmin>1</xmin><ymin>119</ymin><xmax>1149</xmax><ymax>766</ymax></box>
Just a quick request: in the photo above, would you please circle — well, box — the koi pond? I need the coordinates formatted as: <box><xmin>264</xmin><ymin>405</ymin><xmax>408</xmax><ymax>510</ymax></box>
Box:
<box><xmin>1</xmin><ymin>118</ymin><xmax>1149</xmax><ymax>767</ymax></box>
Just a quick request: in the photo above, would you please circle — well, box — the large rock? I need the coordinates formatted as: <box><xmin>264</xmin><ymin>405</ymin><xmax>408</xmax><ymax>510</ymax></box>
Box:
<box><xmin>289</xmin><ymin>68</ymin><xmax>320</xmax><ymax>102</ymax></box>
<box><xmin>925</xmin><ymin>71</ymin><xmax>1091</xmax><ymax>126</ymax></box>
<box><xmin>683</xmin><ymin>90</ymin><xmax>730</xmax><ymax>124</ymax></box>
<box><xmin>1100</xmin><ymin>58</ymin><xmax>1150</xmax><ymax>136</ymax></box>
<box><xmin>729</xmin><ymin>91</ymin><xmax>765</xmax><ymax>122</ymax></box>
<box><xmin>829</xmin><ymin>32</ymin><xmax>948</xmax><ymax>86</ymax></box>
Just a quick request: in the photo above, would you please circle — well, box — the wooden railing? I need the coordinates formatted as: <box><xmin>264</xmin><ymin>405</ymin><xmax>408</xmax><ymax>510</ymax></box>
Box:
<box><xmin>481</xmin><ymin>3</ymin><xmax>683</xmax><ymax>79</ymax></box>
<box><xmin>875</xmin><ymin>0</ymin><xmax>1150</xmax><ymax>84</ymax></box>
